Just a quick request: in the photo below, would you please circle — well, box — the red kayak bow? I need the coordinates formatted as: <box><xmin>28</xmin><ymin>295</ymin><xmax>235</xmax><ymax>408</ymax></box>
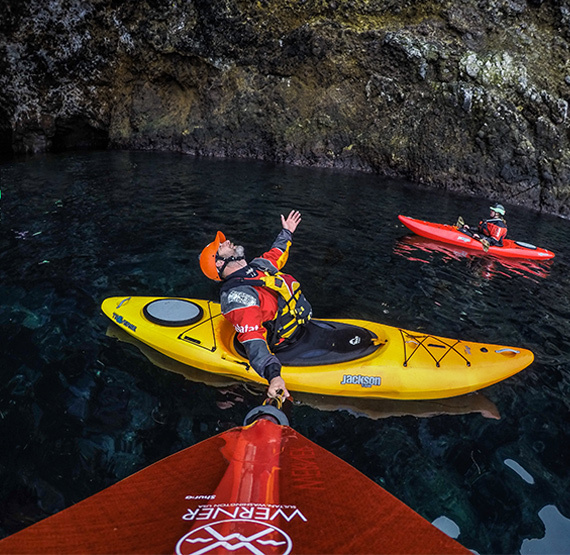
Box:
<box><xmin>0</xmin><ymin>414</ymin><xmax>469</xmax><ymax>554</ymax></box>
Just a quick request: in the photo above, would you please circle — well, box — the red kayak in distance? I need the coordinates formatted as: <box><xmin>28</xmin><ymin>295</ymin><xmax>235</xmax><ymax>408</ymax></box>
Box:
<box><xmin>0</xmin><ymin>415</ymin><xmax>469</xmax><ymax>554</ymax></box>
<box><xmin>398</xmin><ymin>215</ymin><xmax>555</xmax><ymax>260</ymax></box>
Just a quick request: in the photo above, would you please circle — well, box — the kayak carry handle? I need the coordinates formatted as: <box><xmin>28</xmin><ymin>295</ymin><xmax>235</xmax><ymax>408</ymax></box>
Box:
<box><xmin>263</xmin><ymin>393</ymin><xmax>288</xmax><ymax>410</ymax></box>
<box><xmin>116</xmin><ymin>296</ymin><xmax>131</xmax><ymax>308</ymax></box>
<box><xmin>495</xmin><ymin>348</ymin><xmax>520</xmax><ymax>358</ymax></box>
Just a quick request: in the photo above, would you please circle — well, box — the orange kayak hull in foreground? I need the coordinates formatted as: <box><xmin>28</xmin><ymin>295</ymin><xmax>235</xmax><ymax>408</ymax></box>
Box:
<box><xmin>0</xmin><ymin>419</ymin><xmax>469</xmax><ymax>554</ymax></box>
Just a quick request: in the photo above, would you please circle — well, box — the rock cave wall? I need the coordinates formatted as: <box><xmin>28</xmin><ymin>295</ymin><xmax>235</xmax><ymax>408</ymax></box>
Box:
<box><xmin>1</xmin><ymin>0</ymin><xmax>570</xmax><ymax>214</ymax></box>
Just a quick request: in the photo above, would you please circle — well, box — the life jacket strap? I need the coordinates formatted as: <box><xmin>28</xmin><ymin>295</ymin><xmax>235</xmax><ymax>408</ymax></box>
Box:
<box><xmin>221</xmin><ymin>270</ymin><xmax>311</xmax><ymax>344</ymax></box>
<box><xmin>216</xmin><ymin>253</ymin><xmax>245</xmax><ymax>277</ymax></box>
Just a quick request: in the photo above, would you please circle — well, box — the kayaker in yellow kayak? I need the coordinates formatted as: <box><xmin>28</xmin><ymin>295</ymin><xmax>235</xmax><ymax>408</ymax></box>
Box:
<box><xmin>458</xmin><ymin>203</ymin><xmax>508</xmax><ymax>248</ymax></box>
<box><xmin>199</xmin><ymin>210</ymin><xmax>312</xmax><ymax>399</ymax></box>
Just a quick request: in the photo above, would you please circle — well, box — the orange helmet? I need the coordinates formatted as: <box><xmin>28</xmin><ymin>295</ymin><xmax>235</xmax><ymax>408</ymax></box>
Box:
<box><xmin>199</xmin><ymin>231</ymin><xmax>226</xmax><ymax>281</ymax></box>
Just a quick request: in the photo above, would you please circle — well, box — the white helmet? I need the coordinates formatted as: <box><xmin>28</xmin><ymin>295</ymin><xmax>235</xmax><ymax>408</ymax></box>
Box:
<box><xmin>490</xmin><ymin>204</ymin><xmax>505</xmax><ymax>216</ymax></box>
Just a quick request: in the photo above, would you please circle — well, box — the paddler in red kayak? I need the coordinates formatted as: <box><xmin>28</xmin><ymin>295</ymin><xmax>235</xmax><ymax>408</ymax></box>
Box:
<box><xmin>459</xmin><ymin>203</ymin><xmax>508</xmax><ymax>248</ymax></box>
<box><xmin>199</xmin><ymin>210</ymin><xmax>312</xmax><ymax>399</ymax></box>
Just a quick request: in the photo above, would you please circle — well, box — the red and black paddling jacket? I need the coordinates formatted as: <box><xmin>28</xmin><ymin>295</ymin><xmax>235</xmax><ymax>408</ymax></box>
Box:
<box><xmin>478</xmin><ymin>217</ymin><xmax>507</xmax><ymax>246</ymax></box>
<box><xmin>219</xmin><ymin>229</ymin><xmax>312</xmax><ymax>383</ymax></box>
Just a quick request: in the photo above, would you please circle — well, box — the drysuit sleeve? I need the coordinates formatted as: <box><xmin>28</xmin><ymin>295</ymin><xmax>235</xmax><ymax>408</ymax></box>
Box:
<box><xmin>478</xmin><ymin>220</ymin><xmax>489</xmax><ymax>236</ymax></box>
<box><xmin>220</xmin><ymin>288</ymin><xmax>282</xmax><ymax>382</ymax></box>
<box><xmin>254</xmin><ymin>229</ymin><xmax>293</xmax><ymax>271</ymax></box>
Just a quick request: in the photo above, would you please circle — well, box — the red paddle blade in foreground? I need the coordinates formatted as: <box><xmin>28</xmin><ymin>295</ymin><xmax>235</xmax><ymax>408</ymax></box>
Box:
<box><xmin>0</xmin><ymin>419</ymin><xmax>469</xmax><ymax>554</ymax></box>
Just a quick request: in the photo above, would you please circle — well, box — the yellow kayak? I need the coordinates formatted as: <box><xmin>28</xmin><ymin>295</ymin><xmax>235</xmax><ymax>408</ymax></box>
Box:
<box><xmin>101</xmin><ymin>296</ymin><xmax>534</xmax><ymax>400</ymax></box>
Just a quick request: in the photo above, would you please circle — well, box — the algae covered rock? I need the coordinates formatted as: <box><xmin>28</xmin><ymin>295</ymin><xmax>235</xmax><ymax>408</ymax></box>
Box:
<box><xmin>1</xmin><ymin>0</ymin><xmax>570</xmax><ymax>215</ymax></box>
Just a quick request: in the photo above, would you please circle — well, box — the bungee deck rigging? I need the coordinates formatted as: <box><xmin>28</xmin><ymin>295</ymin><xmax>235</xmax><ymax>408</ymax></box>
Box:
<box><xmin>179</xmin><ymin>301</ymin><xmax>220</xmax><ymax>352</ymax></box>
<box><xmin>400</xmin><ymin>330</ymin><xmax>471</xmax><ymax>368</ymax></box>
<box><xmin>179</xmin><ymin>318</ymin><xmax>476</xmax><ymax>370</ymax></box>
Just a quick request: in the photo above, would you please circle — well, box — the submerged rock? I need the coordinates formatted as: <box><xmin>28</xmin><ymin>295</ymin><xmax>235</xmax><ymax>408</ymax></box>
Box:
<box><xmin>1</xmin><ymin>0</ymin><xmax>570</xmax><ymax>215</ymax></box>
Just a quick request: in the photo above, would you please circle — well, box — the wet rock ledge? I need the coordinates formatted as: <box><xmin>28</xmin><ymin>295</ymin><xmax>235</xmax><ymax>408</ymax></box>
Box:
<box><xmin>1</xmin><ymin>0</ymin><xmax>570</xmax><ymax>215</ymax></box>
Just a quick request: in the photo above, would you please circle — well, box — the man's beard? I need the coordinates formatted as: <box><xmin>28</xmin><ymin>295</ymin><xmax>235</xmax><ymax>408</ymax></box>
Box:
<box><xmin>234</xmin><ymin>245</ymin><xmax>245</xmax><ymax>258</ymax></box>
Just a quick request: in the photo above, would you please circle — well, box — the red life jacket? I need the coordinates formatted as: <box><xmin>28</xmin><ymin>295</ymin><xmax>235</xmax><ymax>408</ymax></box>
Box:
<box><xmin>220</xmin><ymin>269</ymin><xmax>312</xmax><ymax>345</ymax></box>
<box><xmin>478</xmin><ymin>218</ymin><xmax>507</xmax><ymax>245</ymax></box>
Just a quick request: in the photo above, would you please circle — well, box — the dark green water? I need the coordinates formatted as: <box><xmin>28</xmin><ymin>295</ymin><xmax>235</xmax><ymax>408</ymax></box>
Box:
<box><xmin>0</xmin><ymin>151</ymin><xmax>569</xmax><ymax>554</ymax></box>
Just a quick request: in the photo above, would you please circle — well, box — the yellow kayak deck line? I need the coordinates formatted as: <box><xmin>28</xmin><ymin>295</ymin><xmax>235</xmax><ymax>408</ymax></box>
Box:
<box><xmin>101</xmin><ymin>296</ymin><xmax>534</xmax><ymax>400</ymax></box>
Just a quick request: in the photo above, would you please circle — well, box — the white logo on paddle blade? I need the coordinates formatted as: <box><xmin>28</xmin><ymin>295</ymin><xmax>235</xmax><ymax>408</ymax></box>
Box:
<box><xmin>176</xmin><ymin>519</ymin><xmax>292</xmax><ymax>555</ymax></box>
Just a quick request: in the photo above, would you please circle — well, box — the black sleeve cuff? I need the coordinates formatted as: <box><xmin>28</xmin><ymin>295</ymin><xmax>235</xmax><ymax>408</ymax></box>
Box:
<box><xmin>265</xmin><ymin>362</ymin><xmax>282</xmax><ymax>382</ymax></box>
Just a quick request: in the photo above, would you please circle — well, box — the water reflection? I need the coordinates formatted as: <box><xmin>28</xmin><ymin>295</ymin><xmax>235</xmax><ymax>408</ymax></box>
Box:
<box><xmin>520</xmin><ymin>505</ymin><xmax>570</xmax><ymax>554</ymax></box>
<box><xmin>393</xmin><ymin>234</ymin><xmax>553</xmax><ymax>282</ymax></box>
<box><xmin>432</xmin><ymin>515</ymin><xmax>461</xmax><ymax>540</ymax></box>
<box><xmin>504</xmin><ymin>458</ymin><xmax>535</xmax><ymax>484</ymax></box>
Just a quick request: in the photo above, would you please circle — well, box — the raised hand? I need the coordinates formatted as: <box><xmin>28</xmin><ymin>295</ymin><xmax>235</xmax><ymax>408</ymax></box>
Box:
<box><xmin>281</xmin><ymin>210</ymin><xmax>302</xmax><ymax>233</ymax></box>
